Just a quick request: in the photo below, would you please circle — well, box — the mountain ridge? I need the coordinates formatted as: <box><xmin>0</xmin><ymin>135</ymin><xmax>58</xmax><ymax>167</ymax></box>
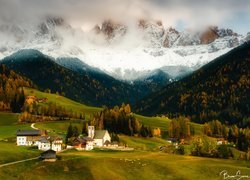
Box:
<box><xmin>136</xmin><ymin>42</ymin><xmax>250</xmax><ymax>125</ymax></box>
<box><xmin>0</xmin><ymin>49</ymin><xmax>170</xmax><ymax>107</ymax></box>
<box><xmin>0</xmin><ymin>16</ymin><xmax>249</xmax><ymax>80</ymax></box>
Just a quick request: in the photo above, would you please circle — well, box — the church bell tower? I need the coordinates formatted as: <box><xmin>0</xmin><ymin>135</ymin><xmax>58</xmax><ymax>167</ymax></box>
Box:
<box><xmin>88</xmin><ymin>126</ymin><xmax>95</xmax><ymax>138</ymax></box>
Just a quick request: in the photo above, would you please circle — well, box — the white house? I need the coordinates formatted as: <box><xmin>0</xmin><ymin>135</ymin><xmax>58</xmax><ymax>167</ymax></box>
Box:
<box><xmin>72</xmin><ymin>137</ymin><xmax>94</xmax><ymax>151</ymax></box>
<box><xmin>16</xmin><ymin>130</ymin><xmax>41</xmax><ymax>146</ymax></box>
<box><xmin>88</xmin><ymin>126</ymin><xmax>111</xmax><ymax>147</ymax></box>
<box><xmin>216</xmin><ymin>138</ymin><xmax>228</xmax><ymax>145</ymax></box>
<box><xmin>38</xmin><ymin>136</ymin><xmax>63</xmax><ymax>152</ymax></box>
<box><xmin>38</xmin><ymin>137</ymin><xmax>51</xmax><ymax>151</ymax></box>
<box><xmin>51</xmin><ymin>137</ymin><xmax>63</xmax><ymax>152</ymax></box>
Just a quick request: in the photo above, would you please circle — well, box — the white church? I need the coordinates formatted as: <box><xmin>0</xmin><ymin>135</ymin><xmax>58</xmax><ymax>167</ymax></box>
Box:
<box><xmin>72</xmin><ymin>126</ymin><xmax>111</xmax><ymax>151</ymax></box>
<box><xmin>88</xmin><ymin>126</ymin><xmax>111</xmax><ymax>147</ymax></box>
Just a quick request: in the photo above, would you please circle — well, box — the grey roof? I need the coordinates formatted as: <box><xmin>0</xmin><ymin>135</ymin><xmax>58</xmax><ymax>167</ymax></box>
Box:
<box><xmin>73</xmin><ymin>137</ymin><xmax>93</xmax><ymax>145</ymax></box>
<box><xmin>40</xmin><ymin>137</ymin><xmax>50</xmax><ymax>143</ymax></box>
<box><xmin>94</xmin><ymin>130</ymin><xmax>107</xmax><ymax>139</ymax></box>
<box><xmin>83</xmin><ymin>137</ymin><xmax>94</xmax><ymax>141</ymax></box>
<box><xmin>39</xmin><ymin>136</ymin><xmax>63</xmax><ymax>143</ymax></box>
<box><xmin>17</xmin><ymin>130</ymin><xmax>41</xmax><ymax>136</ymax></box>
<box><xmin>41</xmin><ymin>150</ymin><xmax>56</xmax><ymax>159</ymax></box>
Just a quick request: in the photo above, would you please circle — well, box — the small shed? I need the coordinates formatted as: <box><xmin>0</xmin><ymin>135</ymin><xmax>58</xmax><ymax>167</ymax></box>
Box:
<box><xmin>40</xmin><ymin>149</ymin><xmax>56</xmax><ymax>162</ymax></box>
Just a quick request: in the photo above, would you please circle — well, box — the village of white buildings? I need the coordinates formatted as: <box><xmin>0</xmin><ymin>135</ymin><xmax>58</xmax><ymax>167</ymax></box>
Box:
<box><xmin>16</xmin><ymin>126</ymin><xmax>128</xmax><ymax>160</ymax></box>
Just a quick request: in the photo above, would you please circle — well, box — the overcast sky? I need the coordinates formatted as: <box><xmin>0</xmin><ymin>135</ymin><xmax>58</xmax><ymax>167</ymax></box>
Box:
<box><xmin>0</xmin><ymin>0</ymin><xmax>249</xmax><ymax>34</ymax></box>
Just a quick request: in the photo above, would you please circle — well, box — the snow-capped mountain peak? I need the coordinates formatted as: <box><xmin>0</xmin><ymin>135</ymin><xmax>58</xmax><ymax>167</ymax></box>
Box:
<box><xmin>0</xmin><ymin>17</ymin><xmax>248</xmax><ymax>80</ymax></box>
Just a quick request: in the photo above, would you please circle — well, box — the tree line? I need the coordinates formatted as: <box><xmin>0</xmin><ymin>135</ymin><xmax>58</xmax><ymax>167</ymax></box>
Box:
<box><xmin>137</xmin><ymin>43</ymin><xmax>250</xmax><ymax>126</ymax></box>
<box><xmin>86</xmin><ymin>104</ymin><xmax>161</xmax><ymax>138</ymax></box>
<box><xmin>168</xmin><ymin>116</ymin><xmax>194</xmax><ymax>140</ymax></box>
<box><xmin>0</xmin><ymin>64</ymin><xmax>32</xmax><ymax>112</ymax></box>
<box><xmin>19</xmin><ymin>102</ymin><xmax>85</xmax><ymax>123</ymax></box>
<box><xmin>203</xmin><ymin>120</ymin><xmax>250</xmax><ymax>152</ymax></box>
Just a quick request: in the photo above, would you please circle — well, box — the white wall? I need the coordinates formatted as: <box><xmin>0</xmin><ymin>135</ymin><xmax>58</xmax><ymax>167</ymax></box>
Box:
<box><xmin>94</xmin><ymin>139</ymin><xmax>103</xmax><ymax>147</ymax></box>
<box><xmin>52</xmin><ymin>143</ymin><xmax>62</xmax><ymax>151</ymax></box>
<box><xmin>103</xmin><ymin>132</ymin><xmax>111</xmax><ymax>143</ymax></box>
<box><xmin>93</xmin><ymin>131</ymin><xmax>111</xmax><ymax>147</ymax></box>
<box><xmin>86</xmin><ymin>141</ymin><xmax>94</xmax><ymax>150</ymax></box>
<box><xmin>17</xmin><ymin>136</ymin><xmax>27</xmax><ymax>146</ymax></box>
<box><xmin>38</xmin><ymin>141</ymin><xmax>62</xmax><ymax>151</ymax></box>
<box><xmin>38</xmin><ymin>142</ymin><xmax>51</xmax><ymax>151</ymax></box>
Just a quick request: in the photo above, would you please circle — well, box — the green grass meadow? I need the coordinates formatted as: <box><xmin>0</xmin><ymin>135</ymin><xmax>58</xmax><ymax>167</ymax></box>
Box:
<box><xmin>135</xmin><ymin>114</ymin><xmax>203</xmax><ymax>138</ymax></box>
<box><xmin>0</xmin><ymin>89</ymin><xmax>249</xmax><ymax>179</ymax></box>
<box><xmin>0</xmin><ymin>150</ymin><xmax>249</xmax><ymax>180</ymax></box>
<box><xmin>0</xmin><ymin>112</ymin><xmax>40</xmax><ymax>164</ymax></box>
<box><xmin>24</xmin><ymin>87</ymin><xmax>101</xmax><ymax>119</ymax></box>
<box><xmin>0</xmin><ymin>112</ymin><xmax>32</xmax><ymax>139</ymax></box>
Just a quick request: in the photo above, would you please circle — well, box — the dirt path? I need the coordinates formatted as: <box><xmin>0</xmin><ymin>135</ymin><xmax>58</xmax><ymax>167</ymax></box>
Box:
<box><xmin>31</xmin><ymin>123</ymin><xmax>38</xmax><ymax>130</ymax></box>
<box><xmin>0</xmin><ymin>157</ymin><xmax>40</xmax><ymax>168</ymax></box>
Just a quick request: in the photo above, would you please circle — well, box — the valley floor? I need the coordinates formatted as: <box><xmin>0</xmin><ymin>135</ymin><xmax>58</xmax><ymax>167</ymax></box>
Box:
<box><xmin>0</xmin><ymin>148</ymin><xmax>249</xmax><ymax>180</ymax></box>
<box><xmin>0</xmin><ymin>112</ymin><xmax>249</xmax><ymax>180</ymax></box>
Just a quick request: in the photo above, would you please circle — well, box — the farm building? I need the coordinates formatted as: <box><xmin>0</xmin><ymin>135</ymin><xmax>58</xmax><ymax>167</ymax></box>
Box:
<box><xmin>16</xmin><ymin>130</ymin><xmax>62</xmax><ymax>151</ymax></box>
<box><xmin>72</xmin><ymin>137</ymin><xmax>94</xmax><ymax>150</ymax></box>
<box><xmin>16</xmin><ymin>130</ymin><xmax>42</xmax><ymax>146</ymax></box>
<box><xmin>38</xmin><ymin>136</ymin><xmax>63</xmax><ymax>152</ymax></box>
<box><xmin>40</xmin><ymin>149</ymin><xmax>56</xmax><ymax>162</ymax></box>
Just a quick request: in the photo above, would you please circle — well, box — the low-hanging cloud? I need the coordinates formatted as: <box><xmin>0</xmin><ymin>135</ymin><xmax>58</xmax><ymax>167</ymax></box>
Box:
<box><xmin>0</xmin><ymin>0</ymin><xmax>249</xmax><ymax>33</ymax></box>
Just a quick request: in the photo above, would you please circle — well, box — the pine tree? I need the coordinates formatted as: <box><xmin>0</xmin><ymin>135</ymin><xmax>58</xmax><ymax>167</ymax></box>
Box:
<box><xmin>72</xmin><ymin>126</ymin><xmax>79</xmax><ymax>137</ymax></box>
<box><xmin>228</xmin><ymin>128</ymin><xmax>234</xmax><ymax>143</ymax></box>
<box><xmin>66</xmin><ymin>123</ymin><xmax>73</xmax><ymax>144</ymax></box>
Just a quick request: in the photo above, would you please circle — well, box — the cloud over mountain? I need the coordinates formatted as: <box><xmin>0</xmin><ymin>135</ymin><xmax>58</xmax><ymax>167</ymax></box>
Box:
<box><xmin>0</xmin><ymin>0</ymin><xmax>249</xmax><ymax>33</ymax></box>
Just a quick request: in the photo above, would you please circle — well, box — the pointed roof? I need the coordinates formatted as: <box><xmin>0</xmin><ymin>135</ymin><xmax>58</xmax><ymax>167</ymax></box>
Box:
<box><xmin>40</xmin><ymin>136</ymin><xmax>50</xmax><ymax>143</ymax></box>
<box><xmin>41</xmin><ymin>150</ymin><xmax>56</xmax><ymax>159</ymax></box>
<box><xmin>94</xmin><ymin>130</ymin><xmax>108</xmax><ymax>139</ymax></box>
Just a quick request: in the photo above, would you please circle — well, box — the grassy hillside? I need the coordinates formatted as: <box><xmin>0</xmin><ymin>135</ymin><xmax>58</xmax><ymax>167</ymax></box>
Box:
<box><xmin>0</xmin><ymin>112</ymin><xmax>32</xmax><ymax>139</ymax></box>
<box><xmin>0</xmin><ymin>150</ymin><xmax>249</xmax><ymax>180</ymax></box>
<box><xmin>135</xmin><ymin>114</ymin><xmax>203</xmax><ymax>136</ymax></box>
<box><xmin>23</xmin><ymin>88</ymin><xmax>203</xmax><ymax>136</ymax></box>
<box><xmin>0</xmin><ymin>112</ymin><xmax>40</xmax><ymax>164</ymax></box>
<box><xmin>0</xmin><ymin>108</ymin><xmax>249</xmax><ymax>179</ymax></box>
<box><xmin>0</xmin><ymin>112</ymin><xmax>19</xmax><ymax>126</ymax></box>
<box><xmin>35</xmin><ymin>120</ymin><xmax>85</xmax><ymax>137</ymax></box>
<box><xmin>24</xmin><ymin>87</ymin><xmax>101</xmax><ymax>119</ymax></box>
<box><xmin>119</xmin><ymin>135</ymin><xmax>169</xmax><ymax>151</ymax></box>
<box><xmin>0</xmin><ymin>142</ymin><xmax>40</xmax><ymax>164</ymax></box>
<box><xmin>1</xmin><ymin>87</ymin><xmax>204</xmax><ymax>140</ymax></box>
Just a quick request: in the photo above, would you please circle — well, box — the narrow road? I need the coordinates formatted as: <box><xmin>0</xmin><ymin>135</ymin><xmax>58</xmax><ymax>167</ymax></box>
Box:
<box><xmin>0</xmin><ymin>157</ymin><xmax>40</xmax><ymax>168</ymax></box>
<box><xmin>31</xmin><ymin>123</ymin><xmax>38</xmax><ymax>130</ymax></box>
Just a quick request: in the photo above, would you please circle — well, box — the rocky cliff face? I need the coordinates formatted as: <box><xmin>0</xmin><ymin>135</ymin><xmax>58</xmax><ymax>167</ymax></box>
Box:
<box><xmin>93</xmin><ymin>20</ymin><xmax>242</xmax><ymax>48</ymax></box>
<box><xmin>100</xmin><ymin>20</ymin><xmax>127</xmax><ymax>41</ymax></box>
<box><xmin>163</xmin><ymin>27</ymin><xmax>180</xmax><ymax>47</ymax></box>
<box><xmin>200</xmin><ymin>27</ymin><xmax>219</xmax><ymax>44</ymax></box>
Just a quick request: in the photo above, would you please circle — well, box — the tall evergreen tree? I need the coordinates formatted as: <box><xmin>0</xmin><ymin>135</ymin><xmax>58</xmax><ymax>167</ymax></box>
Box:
<box><xmin>66</xmin><ymin>123</ymin><xmax>73</xmax><ymax>144</ymax></box>
<box><xmin>72</xmin><ymin>126</ymin><xmax>79</xmax><ymax>137</ymax></box>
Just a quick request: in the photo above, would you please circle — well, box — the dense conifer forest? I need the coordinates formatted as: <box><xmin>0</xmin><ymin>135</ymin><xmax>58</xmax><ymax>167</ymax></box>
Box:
<box><xmin>137</xmin><ymin>42</ymin><xmax>250</xmax><ymax>126</ymax></box>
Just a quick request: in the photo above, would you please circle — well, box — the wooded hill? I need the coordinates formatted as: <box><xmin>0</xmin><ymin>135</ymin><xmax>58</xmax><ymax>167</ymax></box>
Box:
<box><xmin>136</xmin><ymin>42</ymin><xmax>250</xmax><ymax>126</ymax></box>
<box><xmin>0</xmin><ymin>49</ymin><xmax>147</xmax><ymax>107</ymax></box>
<box><xmin>0</xmin><ymin>64</ymin><xmax>32</xmax><ymax>112</ymax></box>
